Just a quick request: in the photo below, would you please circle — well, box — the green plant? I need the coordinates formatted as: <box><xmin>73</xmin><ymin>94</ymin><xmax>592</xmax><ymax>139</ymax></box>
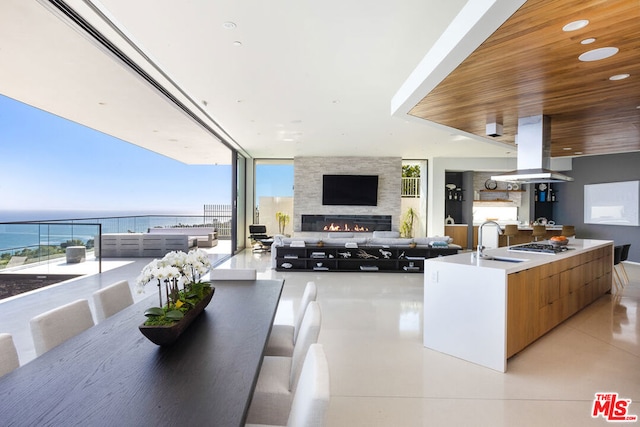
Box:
<box><xmin>61</xmin><ymin>239</ymin><xmax>85</xmax><ymax>249</ymax></box>
<box><xmin>400</xmin><ymin>207</ymin><xmax>417</xmax><ymax>238</ymax></box>
<box><xmin>402</xmin><ymin>164</ymin><xmax>421</xmax><ymax>178</ymax></box>
<box><xmin>276</xmin><ymin>211</ymin><xmax>290</xmax><ymax>235</ymax></box>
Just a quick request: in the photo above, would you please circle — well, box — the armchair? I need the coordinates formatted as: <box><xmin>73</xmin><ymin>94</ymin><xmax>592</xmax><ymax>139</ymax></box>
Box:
<box><xmin>250</xmin><ymin>225</ymin><xmax>273</xmax><ymax>252</ymax></box>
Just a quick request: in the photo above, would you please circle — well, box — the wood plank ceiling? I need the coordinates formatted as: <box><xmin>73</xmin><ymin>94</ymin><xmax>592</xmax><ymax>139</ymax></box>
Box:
<box><xmin>409</xmin><ymin>0</ymin><xmax>640</xmax><ymax>158</ymax></box>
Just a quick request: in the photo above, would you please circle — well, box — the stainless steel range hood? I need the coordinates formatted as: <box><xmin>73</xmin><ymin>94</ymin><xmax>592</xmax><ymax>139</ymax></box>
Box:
<box><xmin>491</xmin><ymin>115</ymin><xmax>573</xmax><ymax>184</ymax></box>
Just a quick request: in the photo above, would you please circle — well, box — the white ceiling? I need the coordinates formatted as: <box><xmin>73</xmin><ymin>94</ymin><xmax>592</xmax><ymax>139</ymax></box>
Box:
<box><xmin>0</xmin><ymin>0</ymin><xmax>516</xmax><ymax>165</ymax></box>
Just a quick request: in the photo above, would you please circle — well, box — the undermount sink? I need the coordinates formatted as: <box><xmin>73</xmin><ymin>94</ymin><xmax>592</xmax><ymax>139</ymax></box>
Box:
<box><xmin>483</xmin><ymin>256</ymin><xmax>527</xmax><ymax>263</ymax></box>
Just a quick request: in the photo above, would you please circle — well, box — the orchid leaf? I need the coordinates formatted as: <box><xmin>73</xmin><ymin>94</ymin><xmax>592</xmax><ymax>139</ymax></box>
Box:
<box><xmin>144</xmin><ymin>307</ymin><xmax>164</xmax><ymax>317</ymax></box>
<box><xmin>165</xmin><ymin>310</ymin><xmax>184</xmax><ymax>321</ymax></box>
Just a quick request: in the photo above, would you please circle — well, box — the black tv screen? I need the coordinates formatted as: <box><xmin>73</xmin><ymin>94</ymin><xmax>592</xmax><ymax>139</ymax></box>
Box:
<box><xmin>322</xmin><ymin>174</ymin><xmax>378</xmax><ymax>206</ymax></box>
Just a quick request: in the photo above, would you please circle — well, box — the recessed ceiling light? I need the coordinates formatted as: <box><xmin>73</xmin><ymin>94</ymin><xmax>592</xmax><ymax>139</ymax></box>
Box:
<box><xmin>563</xmin><ymin>20</ymin><xmax>589</xmax><ymax>32</ymax></box>
<box><xmin>579</xmin><ymin>47</ymin><xmax>619</xmax><ymax>62</ymax></box>
<box><xmin>609</xmin><ymin>73</ymin><xmax>630</xmax><ymax>81</ymax></box>
<box><xmin>581</xmin><ymin>38</ymin><xmax>596</xmax><ymax>45</ymax></box>
<box><xmin>563</xmin><ymin>147</ymin><xmax>572</xmax><ymax>151</ymax></box>
<box><xmin>222</xmin><ymin>22</ymin><xmax>236</xmax><ymax>30</ymax></box>
<box><xmin>575</xmin><ymin>151</ymin><xmax>583</xmax><ymax>155</ymax></box>
<box><xmin>233</xmin><ymin>41</ymin><xmax>242</xmax><ymax>47</ymax></box>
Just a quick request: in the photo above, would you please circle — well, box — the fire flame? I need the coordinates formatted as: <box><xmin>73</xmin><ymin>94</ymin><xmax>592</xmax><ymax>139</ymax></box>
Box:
<box><xmin>323</xmin><ymin>223</ymin><xmax>369</xmax><ymax>232</ymax></box>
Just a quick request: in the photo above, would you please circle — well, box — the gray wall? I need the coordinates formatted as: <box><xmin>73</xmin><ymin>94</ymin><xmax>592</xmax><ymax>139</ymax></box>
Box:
<box><xmin>293</xmin><ymin>156</ymin><xmax>402</xmax><ymax>232</ymax></box>
<box><xmin>554</xmin><ymin>151</ymin><xmax>640</xmax><ymax>262</ymax></box>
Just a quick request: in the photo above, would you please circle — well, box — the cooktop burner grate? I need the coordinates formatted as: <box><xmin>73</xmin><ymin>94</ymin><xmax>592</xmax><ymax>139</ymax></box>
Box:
<box><xmin>508</xmin><ymin>243</ymin><xmax>571</xmax><ymax>254</ymax></box>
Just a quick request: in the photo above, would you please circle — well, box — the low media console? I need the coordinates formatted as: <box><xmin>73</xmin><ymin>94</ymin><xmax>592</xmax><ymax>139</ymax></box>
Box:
<box><xmin>275</xmin><ymin>245</ymin><xmax>458</xmax><ymax>272</ymax></box>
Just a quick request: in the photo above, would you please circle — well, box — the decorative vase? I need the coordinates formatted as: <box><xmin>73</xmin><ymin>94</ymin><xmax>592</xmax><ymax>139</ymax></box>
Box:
<box><xmin>409</xmin><ymin>242</ymin><xmax>417</xmax><ymax>248</ymax></box>
<box><xmin>317</xmin><ymin>241</ymin><xmax>324</xmax><ymax>247</ymax></box>
<box><xmin>139</xmin><ymin>287</ymin><xmax>215</xmax><ymax>346</ymax></box>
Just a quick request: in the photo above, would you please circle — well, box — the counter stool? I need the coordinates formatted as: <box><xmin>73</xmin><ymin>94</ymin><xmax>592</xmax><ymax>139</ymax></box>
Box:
<box><xmin>561</xmin><ymin>225</ymin><xmax>575</xmax><ymax>238</ymax></box>
<box><xmin>532</xmin><ymin>225</ymin><xmax>547</xmax><ymax>242</ymax></box>
<box><xmin>503</xmin><ymin>224</ymin><xmax>518</xmax><ymax>247</ymax></box>
<box><xmin>613</xmin><ymin>245</ymin><xmax>625</xmax><ymax>293</ymax></box>
<box><xmin>619</xmin><ymin>244</ymin><xmax>631</xmax><ymax>285</ymax></box>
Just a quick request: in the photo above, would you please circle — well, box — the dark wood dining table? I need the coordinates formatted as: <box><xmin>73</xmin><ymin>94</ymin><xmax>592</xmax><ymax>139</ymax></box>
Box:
<box><xmin>0</xmin><ymin>279</ymin><xmax>284</xmax><ymax>427</ymax></box>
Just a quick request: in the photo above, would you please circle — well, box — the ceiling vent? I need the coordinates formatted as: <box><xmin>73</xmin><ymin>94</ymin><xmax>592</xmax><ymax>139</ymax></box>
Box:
<box><xmin>491</xmin><ymin>115</ymin><xmax>573</xmax><ymax>184</ymax></box>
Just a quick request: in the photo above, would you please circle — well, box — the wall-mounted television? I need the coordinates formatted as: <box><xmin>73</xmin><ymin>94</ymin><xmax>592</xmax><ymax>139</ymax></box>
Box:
<box><xmin>322</xmin><ymin>174</ymin><xmax>378</xmax><ymax>206</ymax></box>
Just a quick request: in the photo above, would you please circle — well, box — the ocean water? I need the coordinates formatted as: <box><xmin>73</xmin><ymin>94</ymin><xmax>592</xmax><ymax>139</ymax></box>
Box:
<box><xmin>0</xmin><ymin>210</ymin><xmax>206</xmax><ymax>252</ymax></box>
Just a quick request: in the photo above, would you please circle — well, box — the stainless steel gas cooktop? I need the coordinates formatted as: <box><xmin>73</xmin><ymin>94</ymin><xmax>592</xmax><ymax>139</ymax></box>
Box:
<box><xmin>508</xmin><ymin>243</ymin><xmax>572</xmax><ymax>255</ymax></box>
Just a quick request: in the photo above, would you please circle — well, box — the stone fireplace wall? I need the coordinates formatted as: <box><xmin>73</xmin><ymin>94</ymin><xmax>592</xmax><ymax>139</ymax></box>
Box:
<box><xmin>293</xmin><ymin>156</ymin><xmax>402</xmax><ymax>233</ymax></box>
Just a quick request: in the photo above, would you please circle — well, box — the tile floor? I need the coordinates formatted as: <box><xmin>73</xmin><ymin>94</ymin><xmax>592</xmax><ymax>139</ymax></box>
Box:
<box><xmin>1</xmin><ymin>245</ymin><xmax>638</xmax><ymax>426</ymax></box>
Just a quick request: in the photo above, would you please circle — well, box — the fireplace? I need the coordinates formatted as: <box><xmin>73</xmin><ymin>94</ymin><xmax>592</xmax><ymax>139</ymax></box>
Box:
<box><xmin>301</xmin><ymin>215</ymin><xmax>392</xmax><ymax>232</ymax></box>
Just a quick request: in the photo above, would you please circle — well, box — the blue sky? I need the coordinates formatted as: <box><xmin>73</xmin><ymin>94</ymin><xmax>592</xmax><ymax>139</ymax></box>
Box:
<box><xmin>0</xmin><ymin>94</ymin><xmax>245</xmax><ymax>217</ymax></box>
<box><xmin>0</xmin><ymin>94</ymin><xmax>294</xmax><ymax>221</ymax></box>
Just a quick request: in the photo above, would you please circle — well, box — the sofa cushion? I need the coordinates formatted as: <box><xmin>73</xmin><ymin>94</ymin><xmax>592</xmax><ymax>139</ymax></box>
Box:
<box><xmin>414</xmin><ymin>236</ymin><xmax>452</xmax><ymax>245</ymax></box>
<box><xmin>321</xmin><ymin>237</ymin><xmax>368</xmax><ymax>246</ymax></box>
<box><xmin>368</xmin><ymin>238</ymin><xmax>414</xmax><ymax>246</ymax></box>
<box><xmin>372</xmin><ymin>231</ymin><xmax>400</xmax><ymax>238</ymax></box>
<box><xmin>327</xmin><ymin>232</ymin><xmax>354</xmax><ymax>238</ymax></box>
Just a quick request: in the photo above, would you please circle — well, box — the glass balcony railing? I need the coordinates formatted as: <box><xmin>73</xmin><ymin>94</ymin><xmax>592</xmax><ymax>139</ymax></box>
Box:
<box><xmin>0</xmin><ymin>212</ymin><xmax>232</xmax><ymax>271</ymax></box>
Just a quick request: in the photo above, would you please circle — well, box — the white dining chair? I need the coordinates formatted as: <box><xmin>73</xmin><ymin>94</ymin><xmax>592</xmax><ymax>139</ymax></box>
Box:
<box><xmin>265</xmin><ymin>281</ymin><xmax>317</xmax><ymax>357</ymax></box>
<box><xmin>246</xmin><ymin>301</ymin><xmax>322</xmax><ymax>426</ymax></box>
<box><xmin>210</xmin><ymin>268</ymin><xmax>257</xmax><ymax>281</ymax></box>
<box><xmin>246</xmin><ymin>343</ymin><xmax>330</xmax><ymax>427</ymax></box>
<box><xmin>0</xmin><ymin>333</ymin><xmax>20</xmax><ymax>378</ymax></box>
<box><xmin>30</xmin><ymin>299</ymin><xmax>95</xmax><ymax>356</ymax></box>
<box><xmin>92</xmin><ymin>280</ymin><xmax>134</xmax><ymax>322</ymax></box>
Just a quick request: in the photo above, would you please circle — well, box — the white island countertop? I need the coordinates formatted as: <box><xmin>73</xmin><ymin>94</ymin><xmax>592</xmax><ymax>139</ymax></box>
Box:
<box><xmin>428</xmin><ymin>238</ymin><xmax>612</xmax><ymax>274</ymax></box>
<box><xmin>423</xmin><ymin>238</ymin><xmax>613</xmax><ymax>372</ymax></box>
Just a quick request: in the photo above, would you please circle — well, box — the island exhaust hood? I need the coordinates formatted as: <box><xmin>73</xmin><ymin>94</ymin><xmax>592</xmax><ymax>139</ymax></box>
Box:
<box><xmin>491</xmin><ymin>115</ymin><xmax>573</xmax><ymax>184</ymax></box>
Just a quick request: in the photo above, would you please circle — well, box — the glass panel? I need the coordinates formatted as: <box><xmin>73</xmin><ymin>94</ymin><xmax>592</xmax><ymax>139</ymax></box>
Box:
<box><xmin>255</xmin><ymin>160</ymin><xmax>294</xmax><ymax>236</ymax></box>
<box><xmin>235</xmin><ymin>153</ymin><xmax>246</xmax><ymax>251</ymax></box>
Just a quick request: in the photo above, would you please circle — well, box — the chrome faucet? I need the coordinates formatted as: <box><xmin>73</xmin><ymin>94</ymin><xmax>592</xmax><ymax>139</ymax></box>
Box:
<box><xmin>477</xmin><ymin>220</ymin><xmax>503</xmax><ymax>259</ymax></box>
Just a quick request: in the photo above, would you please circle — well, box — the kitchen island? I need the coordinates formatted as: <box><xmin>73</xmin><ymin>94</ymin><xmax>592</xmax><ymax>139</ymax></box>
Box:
<box><xmin>423</xmin><ymin>239</ymin><xmax>613</xmax><ymax>372</ymax></box>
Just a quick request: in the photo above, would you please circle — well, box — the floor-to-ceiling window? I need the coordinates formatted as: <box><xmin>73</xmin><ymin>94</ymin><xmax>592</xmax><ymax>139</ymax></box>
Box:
<box><xmin>254</xmin><ymin>160</ymin><xmax>294</xmax><ymax>236</ymax></box>
<box><xmin>402</xmin><ymin>159</ymin><xmax>428</xmax><ymax>237</ymax></box>
<box><xmin>0</xmin><ymin>93</ymin><xmax>235</xmax><ymax>260</ymax></box>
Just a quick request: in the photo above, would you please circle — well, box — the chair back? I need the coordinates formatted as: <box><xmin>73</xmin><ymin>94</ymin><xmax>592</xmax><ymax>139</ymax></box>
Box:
<box><xmin>30</xmin><ymin>299</ymin><xmax>94</xmax><ymax>356</ymax></box>
<box><xmin>249</xmin><ymin>225</ymin><xmax>269</xmax><ymax>238</ymax></box>
<box><xmin>503</xmin><ymin>224</ymin><xmax>518</xmax><ymax>236</ymax></box>
<box><xmin>210</xmin><ymin>268</ymin><xmax>257</xmax><ymax>281</ymax></box>
<box><xmin>290</xmin><ymin>301</ymin><xmax>322</xmax><ymax>392</ymax></box>
<box><xmin>0</xmin><ymin>333</ymin><xmax>20</xmax><ymax>377</ymax></box>
<box><xmin>614</xmin><ymin>245</ymin><xmax>623</xmax><ymax>266</ymax></box>
<box><xmin>621</xmin><ymin>244</ymin><xmax>631</xmax><ymax>262</ymax></box>
<box><xmin>294</xmin><ymin>282</ymin><xmax>318</xmax><ymax>341</ymax></box>
<box><xmin>92</xmin><ymin>280</ymin><xmax>134</xmax><ymax>322</ymax></box>
<box><xmin>561</xmin><ymin>225</ymin><xmax>575</xmax><ymax>237</ymax></box>
<box><xmin>287</xmin><ymin>344</ymin><xmax>330</xmax><ymax>427</ymax></box>
<box><xmin>532</xmin><ymin>225</ymin><xmax>546</xmax><ymax>241</ymax></box>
